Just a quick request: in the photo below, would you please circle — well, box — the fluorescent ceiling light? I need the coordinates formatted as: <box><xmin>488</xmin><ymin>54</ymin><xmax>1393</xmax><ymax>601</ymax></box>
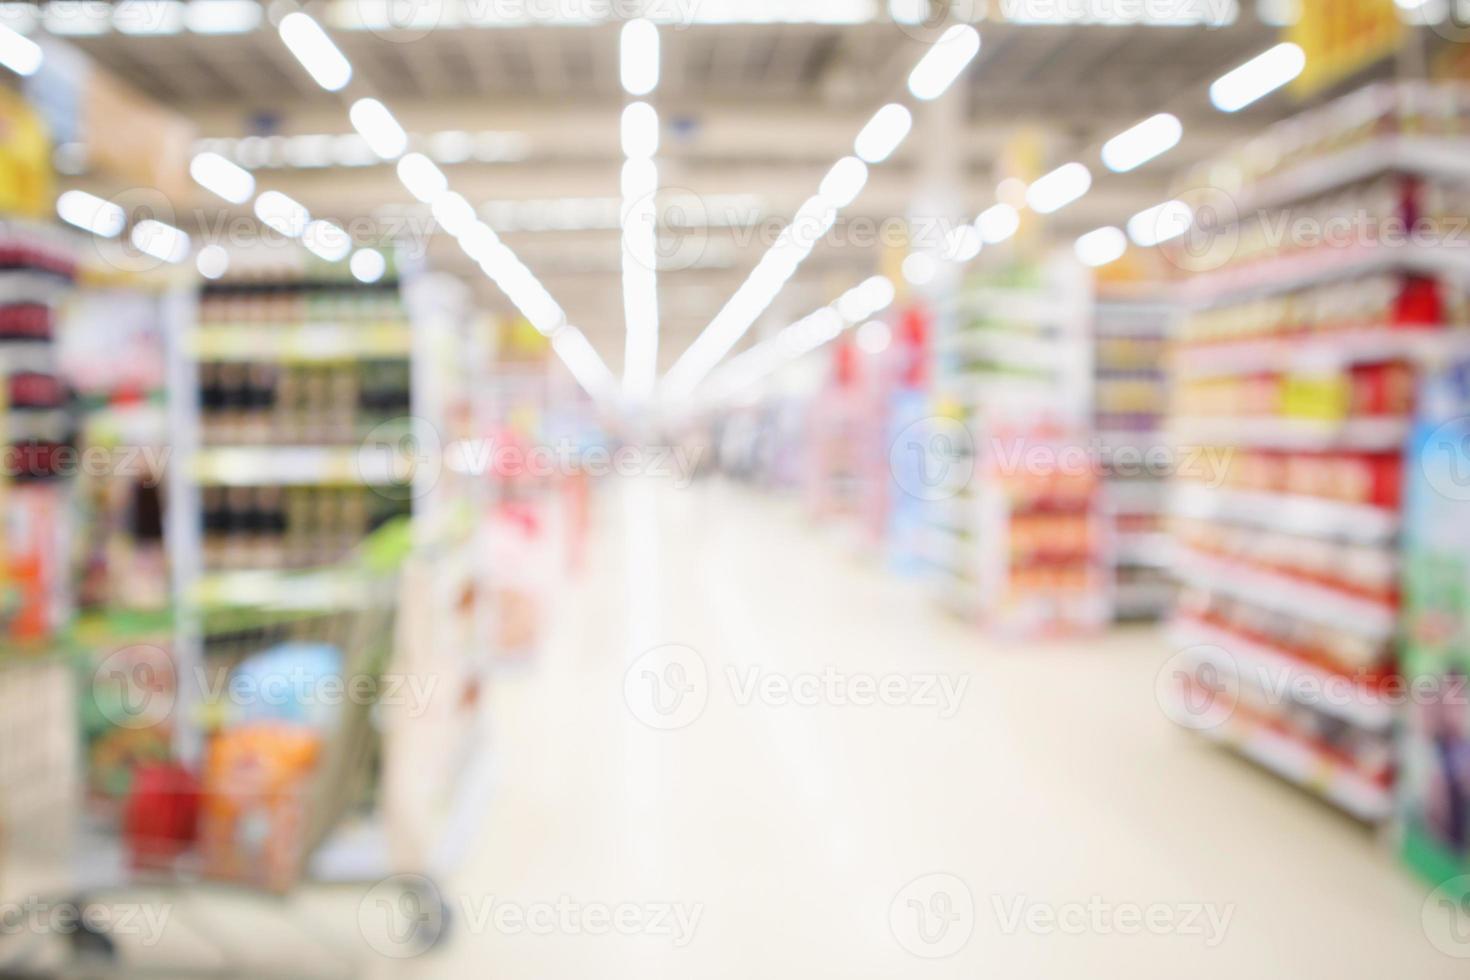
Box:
<box><xmin>552</xmin><ymin>325</ymin><xmax>618</xmax><ymax>403</ymax></box>
<box><xmin>621</xmin><ymin>102</ymin><xmax>659</xmax><ymax>159</ymax></box>
<box><xmin>278</xmin><ymin>11</ymin><xmax>352</xmax><ymax>91</ymax></box>
<box><xmin>903</xmin><ymin>253</ymin><xmax>936</xmax><ymax>285</ymax></box>
<box><xmin>1209</xmin><ymin>42</ymin><xmax>1305</xmax><ymax>112</ymax></box>
<box><xmin>819</xmin><ymin>157</ymin><xmax>868</xmax><ymax>208</ymax></box>
<box><xmin>1127</xmin><ymin>200</ymin><xmax>1193</xmax><ymax>247</ymax></box>
<box><xmin>254</xmin><ymin>190</ymin><xmax>310</xmax><ymax>238</ymax></box>
<box><xmin>671</xmin><ymin>0</ymin><xmax>878</xmax><ymax>25</ymax></box>
<box><xmin>430</xmin><ymin>130</ymin><xmax>475</xmax><ymax>164</ymax></box>
<box><xmin>190</xmin><ymin>151</ymin><xmax>255</xmax><ymax>204</ymax></box>
<box><xmin>889</xmin><ymin>0</ymin><xmax>929</xmax><ymax>23</ymax></box>
<box><xmin>114</xmin><ymin>1</ymin><xmax>185</xmax><ymax>34</ymax></box>
<box><xmin>853</xmin><ymin>103</ymin><xmax>912</xmax><ymax>164</ymax></box>
<box><xmin>56</xmin><ymin>190</ymin><xmax>125</xmax><ymax>238</ymax></box>
<box><xmin>1025</xmin><ymin>162</ymin><xmax>1091</xmax><ymax>214</ymax></box>
<box><xmin>856</xmin><ymin>320</ymin><xmax>891</xmax><ymax>354</ymax></box>
<box><xmin>1101</xmin><ymin>113</ymin><xmax>1182</xmax><ymax>173</ymax></box>
<box><xmin>303</xmin><ymin>220</ymin><xmax>352</xmax><ymax>262</ymax></box>
<box><xmin>945</xmin><ymin>224</ymin><xmax>983</xmax><ymax>263</ymax></box>
<box><xmin>0</xmin><ymin>4</ymin><xmax>39</xmax><ymax>35</ymax></box>
<box><xmin>907</xmin><ymin>24</ymin><xmax>980</xmax><ymax>101</ymax></box>
<box><xmin>196</xmin><ymin>244</ymin><xmax>229</xmax><ymax>279</ymax></box>
<box><xmin>620</xmin><ymin>18</ymin><xmax>659</xmax><ymax>96</ymax></box>
<box><xmin>1075</xmin><ymin>226</ymin><xmax>1127</xmax><ymax>267</ymax></box>
<box><xmin>397</xmin><ymin>152</ymin><xmax>448</xmax><ymax>204</ymax></box>
<box><xmin>349</xmin><ymin>98</ymin><xmax>408</xmax><ymax>159</ymax></box>
<box><xmin>996</xmin><ymin>177</ymin><xmax>1028</xmax><ymax>208</ymax></box>
<box><xmin>431</xmin><ymin>192</ymin><xmax>477</xmax><ymax>238</ymax></box>
<box><xmin>284</xmin><ymin>134</ymin><xmax>334</xmax><ymax>168</ymax></box>
<box><xmin>1255</xmin><ymin>0</ymin><xmax>1300</xmax><ymax>26</ymax></box>
<box><xmin>836</xmin><ymin>276</ymin><xmax>896</xmax><ymax>321</ymax></box>
<box><xmin>131</xmin><ymin>219</ymin><xmax>190</xmax><ymax>263</ymax></box>
<box><xmin>976</xmin><ymin>203</ymin><xmax>1020</xmax><ymax>243</ymax></box>
<box><xmin>1003</xmin><ymin>0</ymin><xmax>1237</xmax><ymax>24</ymax></box>
<box><xmin>44</xmin><ymin>2</ymin><xmax>109</xmax><ymax>34</ymax></box>
<box><xmin>350</xmin><ymin>248</ymin><xmax>386</xmax><ymax>283</ymax></box>
<box><xmin>333</xmin><ymin>134</ymin><xmax>377</xmax><ymax>166</ymax></box>
<box><xmin>186</xmin><ymin>0</ymin><xmax>261</xmax><ymax>33</ymax></box>
<box><xmin>456</xmin><ymin>221</ymin><xmax>501</xmax><ymax>262</ymax></box>
<box><xmin>621</xmin><ymin>158</ymin><xmax>658</xmax><ymax>200</ymax></box>
<box><xmin>0</xmin><ymin>21</ymin><xmax>40</xmax><ymax>74</ymax></box>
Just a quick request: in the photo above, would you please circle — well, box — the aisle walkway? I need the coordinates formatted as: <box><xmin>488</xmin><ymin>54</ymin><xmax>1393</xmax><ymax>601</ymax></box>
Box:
<box><xmin>403</xmin><ymin>478</ymin><xmax>1462</xmax><ymax>980</ymax></box>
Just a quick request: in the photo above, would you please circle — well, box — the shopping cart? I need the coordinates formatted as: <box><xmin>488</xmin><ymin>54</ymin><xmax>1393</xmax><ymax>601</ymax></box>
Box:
<box><xmin>0</xmin><ymin>519</ymin><xmax>452</xmax><ymax>978</ymax></box>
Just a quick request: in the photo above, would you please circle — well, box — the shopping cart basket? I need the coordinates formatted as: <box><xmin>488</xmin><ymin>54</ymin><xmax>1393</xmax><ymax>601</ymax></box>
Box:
<box><xmin>0</xmin><ymin>519</ymin><xmax>451</xmax><ymax>978</ymax></box>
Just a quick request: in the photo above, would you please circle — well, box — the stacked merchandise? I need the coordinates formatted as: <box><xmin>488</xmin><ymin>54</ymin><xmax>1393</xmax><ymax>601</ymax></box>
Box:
<box><xmin>184</xmin><ymin>259</ymin><xmax>415</xmax><ymax>590</ymax></box>
<box><xmin>924</xmin><ymin>258</ymin><xmax>1109</xmax><ymax>631</ymax></box>
<box><xmin>1093</xmin><ymin>296</ymin><xmax>1174</xmax><ymax>619</ymax></box>
<box><xmin>59</xmin><ymin>275</ymin><xmax>171</xmax><ymax>616</ymax></box>
<box><xmin>1164</xmin><ymin>83</ymin><xmax>1470</xmax><ymax>822</ymax></box>
<box><xmin>166</xmin><ymin>252</ymin><xmax>419</xmax><ymax>790</ymax></box>
<box><xmin>1399</xmin><ymin>355</ymin><xmax>1470</xmax><ymax>888</ymax></box>
<box><xmin>0</xmin><ymin>220</ymin><xmax>77</xmax><ymax>643</ymax></box>
<box><xmin>973</xmin><ymin>432</ymin><xmax>1110</xmax><ymax>636</ymax></box>
<box><xmin>805</xmin><ymin>344</ymin><xmax>885</xmax><ymax>533</ymax></box>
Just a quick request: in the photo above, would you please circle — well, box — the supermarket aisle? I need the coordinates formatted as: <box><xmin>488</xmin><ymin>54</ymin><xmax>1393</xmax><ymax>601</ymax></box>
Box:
<box><xmin>401</xmin><ymin>477</ymin><xmax>1459</xmax><ymax>980</ymax></box>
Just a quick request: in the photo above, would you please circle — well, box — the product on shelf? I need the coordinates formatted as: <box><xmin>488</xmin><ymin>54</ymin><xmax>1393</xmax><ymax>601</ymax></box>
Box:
<box><xmin>197</xmin><ymin>359</ymin><xmax>411</xmax><ymax>446</ymax></box>
<box><xmin>200</xmin><ymin>485</ymin><xmax>409</xmax><ymax>572</ymax></box>
<box><xmin>0</xmin><ymin>220</ymin><xmax>77</xmax><ymax>642</ymax></box>
<box><xmin>1093</xmin><ymin>297</ymin><xmax>1173</xmax><ymax>620</ymax></box>
<box><xmin>1399</xmin><ymin>356</ymin><xmax>1470</xmax><ymax>884</ymax></box>
<box><xmin>1161</xmin><ymin>83</ymin><xmax>1470</xmax><ymax>822</ymax></box>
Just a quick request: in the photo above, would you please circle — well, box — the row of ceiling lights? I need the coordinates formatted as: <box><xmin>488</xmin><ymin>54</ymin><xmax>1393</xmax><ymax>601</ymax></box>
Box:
<box><xmin>661</xmin><ymin>23</ymin><xmax>981</xmax><ymax>403</ymax></box>
<box><xmin>191</xmin><ymin>131</ymin><xmax>532</xmax><ymax>171</ymax></box>
<box><xmin>891</xmin><ymin>36</ymin><xmax>1308</xmax><ymax>288</ymax></box>
<box><xmin>47</xmin><ymin>9</ymin><xmax>593</xmax><ymax>393</ymax></box>
<box><xmin>719</xmin><ymin>28</ymin><xmax>1313</xmax><ymax>404</ymax></box>
<box><xmin>619</xmin><ymin>17</ymin><xmax>660</xmax><ymax>401</ymax></box>
<box><xmin>0</xmin><ymin>0</ymin><xmax>1262</xmax><ymax>39</ymax></box>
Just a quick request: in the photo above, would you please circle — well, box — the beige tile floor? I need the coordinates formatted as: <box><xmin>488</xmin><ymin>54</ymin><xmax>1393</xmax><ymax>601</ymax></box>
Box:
<box><xmin>384</xmin><ymin>478</ymin><xmax>1464</xmax><ymax>980</ymax></box>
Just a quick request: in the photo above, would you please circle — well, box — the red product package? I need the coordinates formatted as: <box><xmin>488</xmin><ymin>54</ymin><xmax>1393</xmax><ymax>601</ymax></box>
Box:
<box><xmin>1368</xmin><ymin>453</ymin><xmax>1402</xmax><ymax>509</ymax></box>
